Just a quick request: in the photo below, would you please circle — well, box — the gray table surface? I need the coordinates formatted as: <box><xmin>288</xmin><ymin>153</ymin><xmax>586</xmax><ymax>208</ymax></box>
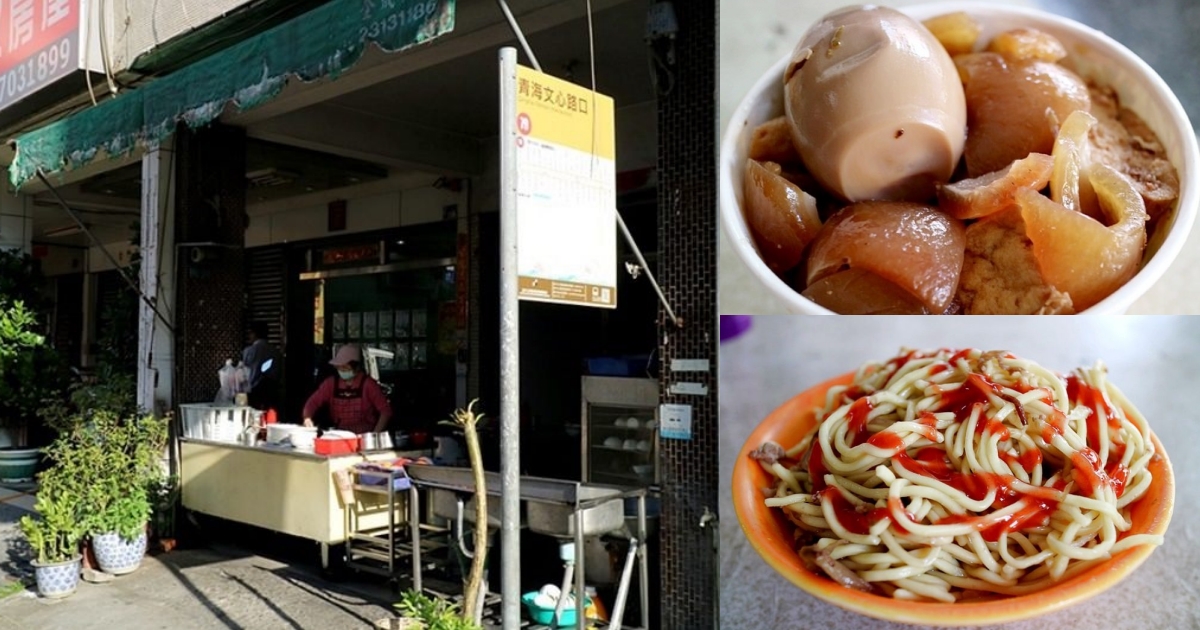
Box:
<box><xmin>719</xmin><ymin>316</ymin><xmax>1199</xmax><ymax>629</ymax></box>
<box><xmin>719</xmin><ymin>0</ymin><xmax>1200</xmax><ymax>315</ymax></box>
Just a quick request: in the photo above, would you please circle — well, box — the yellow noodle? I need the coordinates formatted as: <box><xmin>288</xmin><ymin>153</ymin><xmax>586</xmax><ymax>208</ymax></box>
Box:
<box><xmin>757</xmin><ymin>348</ymin><xmax>1163</xmax><ymax>602</ymax></box>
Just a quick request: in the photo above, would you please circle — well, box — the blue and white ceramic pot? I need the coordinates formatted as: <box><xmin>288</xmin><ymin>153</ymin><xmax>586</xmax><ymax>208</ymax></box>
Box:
<box><xmin>92</xmin><ymin>530</ymin><xmax>147</xmax><ymax>575</ymax></box>
<box><xmin>33</xmin><ymin>555</ymin><xmax>81</xmax><ymax>599</ymax></box>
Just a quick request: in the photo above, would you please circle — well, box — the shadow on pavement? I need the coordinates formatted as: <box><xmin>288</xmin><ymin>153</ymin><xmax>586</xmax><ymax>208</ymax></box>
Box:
<box><xmin>158</xmin><ymin>554</ymin><xmax>243</xmax><ymax>630</ymax></box>
<box><xmin>260</xmin><ymin>564</ymin><xmax>391</xmax><ymax>627</ymax></box>
<box><xmin>223</xmin><ymin>571</ymin><xmax>306</xmax><ymax>630</ymax></box>
<box><xmin>0</xmin><ymin>503</ymin><xmax>34</xmax><ymax>585</ymax></box>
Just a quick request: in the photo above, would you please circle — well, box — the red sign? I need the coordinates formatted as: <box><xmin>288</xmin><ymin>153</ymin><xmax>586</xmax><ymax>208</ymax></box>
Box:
<box><xmin>455</xmin><ymin>232</ymin><xmax>469</xmax><ymax>328</ymax></box>
<box><xmin>0</xmin><ymin>0</ymin><xmax>80</xmax><ymax>110</ymax></box>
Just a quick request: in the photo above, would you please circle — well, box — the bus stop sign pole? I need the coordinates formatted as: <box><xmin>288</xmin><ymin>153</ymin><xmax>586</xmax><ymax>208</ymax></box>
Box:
<box><xmin>498</xmin><ymin>45</ymin><xmax>522</xmax><ymax>630</ymax></box>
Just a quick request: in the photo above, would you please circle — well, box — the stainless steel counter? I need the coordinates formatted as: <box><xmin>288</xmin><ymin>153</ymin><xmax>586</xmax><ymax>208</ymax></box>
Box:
<box><xmin>180</xmin><ymin>436</ymin><xmax>428</xmax><ymax>462</ymax></box>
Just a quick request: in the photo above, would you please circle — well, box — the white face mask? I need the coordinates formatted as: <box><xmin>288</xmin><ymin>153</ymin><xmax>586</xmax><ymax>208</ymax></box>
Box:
<box><xmin>337</xmin><ymin>369</ymin><xmax>355</xmax><ymax>381</ymax></box>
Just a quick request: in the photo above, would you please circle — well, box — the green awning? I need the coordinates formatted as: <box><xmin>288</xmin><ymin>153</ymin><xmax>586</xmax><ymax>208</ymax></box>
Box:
<box><xmin>9</xmin><ymin>0</ymin><xmax>455</xmax><ymax>187</ymax></box>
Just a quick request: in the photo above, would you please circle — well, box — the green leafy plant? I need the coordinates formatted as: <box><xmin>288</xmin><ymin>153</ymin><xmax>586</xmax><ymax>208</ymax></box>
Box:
<box><xmin>0</xmin><ymin>299</ymin><xmax>69</xmax><ymax>440</ymax></box>
<box><xmin>91</xmin><ymin>493</ymin><xmax>153</xmax><ymax>541</ymax></box>
<box><xmin>19</xmin><ymin>489</ymin><xmax>85</xmax><ymax>565</ymax></box>
<box><xmin>393</xmin><ymin>591</ymin><xmax>482</xmax><ymax>630</ymax></box>
<box><xmin>149</xmin><ymin>475</ymin><xmax>180</xmax><ymax>540</ymax></box>
<box><xmin>39</xmin><ymin>404</ymin><xmax>168</xmax><ymax>542</ymax></box>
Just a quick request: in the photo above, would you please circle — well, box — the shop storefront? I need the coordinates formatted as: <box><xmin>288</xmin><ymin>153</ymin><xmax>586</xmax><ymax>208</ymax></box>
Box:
<box><xmin>2</xmin><ymin>1</ymin><xmax>716</xmax><ymax>628</ymax></box>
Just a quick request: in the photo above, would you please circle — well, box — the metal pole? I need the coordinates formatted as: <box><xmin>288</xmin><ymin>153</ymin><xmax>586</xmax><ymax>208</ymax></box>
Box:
<box><xmin>495</xmin><ymin>0</ymin><xmax>541</xmax><ymax>72</ymax></box>
<box><xmin>498</xmin><ymin>46</ymin><xmax>522</xmax><ymax>630</ymax></box>
<box><xmin>615</xmin><ymin>210</ymin><xmax>681</xmax><ymax>328</ymax></box>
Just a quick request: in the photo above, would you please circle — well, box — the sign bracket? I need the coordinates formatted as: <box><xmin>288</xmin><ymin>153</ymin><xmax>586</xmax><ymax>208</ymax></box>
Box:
<box><xmin>616</xmin><ymin>209</ymin><xmax>682</xmax><ymax>328</ymax></box>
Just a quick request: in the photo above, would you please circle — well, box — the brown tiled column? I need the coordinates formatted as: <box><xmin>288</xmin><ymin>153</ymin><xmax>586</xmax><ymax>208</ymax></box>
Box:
<box><xmin>655</xmin><ymin>1</ymin><xmax>718</xmax><ymax>628</ymax></box>
<box><xmin>173</xmin><ymin>124</ymin><xmax>248</xmax><ymax>406</ymax></box>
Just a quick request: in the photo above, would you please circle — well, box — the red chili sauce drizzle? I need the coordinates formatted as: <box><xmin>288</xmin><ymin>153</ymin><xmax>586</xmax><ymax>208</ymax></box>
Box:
<box><xmin>886</xmin><ymin>349</ymin><xmax>921</xmax><ymax>373</ymax></box>
<box><xmin>868</xmin><ymin>430</ymin><xmax>1064</xmax><ymax>542</ymax></box>
<box><xmin>808</xmin><ymin>440</ymin><xmax>830</xmax><ymax>492</ymax></box>
<box><xmin>1070</xmin><ymin>447</ymin><xmax>1129</xmax><ymax>497</ymax></box>
<box><xmin>1066</xmin><ymin>374</ymin><xmax>1123</xmax><ymax>454</ymax></box>
<box><xmin>816</xmin><ymin>486</ymin><xmax>914</xmax><ymax>535</ymax></box>
<box><xmin>847</xmin><ymin>397</ymin><xmax>875</xmax><ymax>447</ymax></box>
<box><xmin>999</xmin><ymin>448</ymin><xmax>1043</xmax><ymax>474</ymax></box>
<box><xmin>938</xmin><ymin>371</ymin><xmax>1035</xmax><ymax>428</ymax></box>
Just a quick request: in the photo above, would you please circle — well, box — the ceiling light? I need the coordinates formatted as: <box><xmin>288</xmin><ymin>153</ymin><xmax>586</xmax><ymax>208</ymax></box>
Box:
<box><xmin>246</xmin><ymin>168</ymin><xmax>301</xmax><ymax>187</ymax></box>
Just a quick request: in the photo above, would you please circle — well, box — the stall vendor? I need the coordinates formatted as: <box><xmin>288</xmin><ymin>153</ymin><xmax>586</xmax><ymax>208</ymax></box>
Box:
<box><xmin>302</xmin><ymin>345</ymin><xmax>392</xmax><ymax>434</ymax></box>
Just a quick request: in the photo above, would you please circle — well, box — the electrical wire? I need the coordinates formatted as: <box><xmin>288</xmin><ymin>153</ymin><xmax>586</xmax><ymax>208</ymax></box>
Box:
<box><xmin>83</xmin><ymin>0</ymin><xmax>99</xmax><ymax>105</ymax></box>
<box><xmin>98</xmin><ymin>0</ymin><xmax>120</xmax><ymax>95</ymax></box>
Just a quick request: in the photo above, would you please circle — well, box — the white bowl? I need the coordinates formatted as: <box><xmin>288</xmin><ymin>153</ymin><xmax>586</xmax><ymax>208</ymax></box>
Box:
<box><xmin>719</xmin><ymin>2</ymin><xmax>1200</xmax><ymax>314</ymax></box>
<box><xmin>289</xmin><ymin>427</ymin><xmax>318</xmax><ymax>450</ymax></box>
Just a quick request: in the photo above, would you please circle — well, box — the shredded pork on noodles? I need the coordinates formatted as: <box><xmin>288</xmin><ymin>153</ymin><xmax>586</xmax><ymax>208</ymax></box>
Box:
<box><xmin>757</xmin><ymin>348</ymin><xmax>1163</xmax><ymax>602</ymax></box>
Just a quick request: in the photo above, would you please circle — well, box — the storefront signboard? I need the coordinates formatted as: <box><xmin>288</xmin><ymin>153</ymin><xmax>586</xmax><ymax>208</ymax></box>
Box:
<box><xmin>513</xmin><ymin>64</ymin><xmax>617</xmax><ymax>308</ymax></box>
<box><xmin>659</xmin><ymin>403</ymin><xmax>693</xmax><ymax>440</ymax></box>
<box><xmin>0</xmin><ymin>0</ymin><xmax>80</xmax><ymax>111</ymax></box>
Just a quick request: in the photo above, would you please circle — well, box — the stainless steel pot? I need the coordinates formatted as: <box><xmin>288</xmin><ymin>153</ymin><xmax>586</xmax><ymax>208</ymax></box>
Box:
<box><xmin>361</xmin><ymin>433</ymin><xmax>380</xmax><ymax>450</ymax></box>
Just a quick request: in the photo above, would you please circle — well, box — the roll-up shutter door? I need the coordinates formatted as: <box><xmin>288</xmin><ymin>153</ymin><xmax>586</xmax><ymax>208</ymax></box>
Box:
<box><xmin>245</xmin><ymin>246</ymin><xmax>286</xmax><ymax>348</ymax></box>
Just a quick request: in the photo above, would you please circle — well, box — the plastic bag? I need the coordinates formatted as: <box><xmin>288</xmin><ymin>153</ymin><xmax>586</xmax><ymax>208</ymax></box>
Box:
<box><xmin>215</xmin><ymin>359</ymin><xmax>237</xmax><ymax>404</ymax></box>
<box><xmin>233</xmin><ymin>362</ymin><xmax>251</xmax><ymax>394</ymax></box>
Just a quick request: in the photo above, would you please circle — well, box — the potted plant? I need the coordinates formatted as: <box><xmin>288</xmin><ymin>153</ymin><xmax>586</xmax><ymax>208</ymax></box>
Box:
<box><xmin>149</xmin><ymin>475</ymin><xmax>180</xmax><ymax>553</ymax></box>
<box><xmin>376</xmin><ymin>590</ymin><xmax>482</xmax><ymax>630</ymax></box>
<box><xmin>41</xmin><ymin>383</ymin><xmax>168</xmax><ymax>577</ymax></box>
<box><xmin>0</xmin><ymin>249</ymin><xmax>67</xmax><ymax>456</ymax></box>
<box><xmin>0</xmin><ymin>299</ymin><xmax>67</xmax><ymax>480</ymax></box>
<box><xmin>19</xmin><ymin>489</ymin><xmax>85</xmax><ymax>598</ymax></box>
<box><xmin>89</xmin><ymin>492</ymin><xmax>152</xmax><ymax>575</ymax></box>
<box><xmin>83</xmin><ymin>409</ymin><xmax>167</xmax><ymax>575</ymax></box>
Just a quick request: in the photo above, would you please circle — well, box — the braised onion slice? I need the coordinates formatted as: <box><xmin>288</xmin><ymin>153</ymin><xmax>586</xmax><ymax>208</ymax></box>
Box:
<box><xmin>1017</xmin><ymin>163</ymin><xmax>1147</xmax><ymax>310</ymax></box>
<box><xmin>806</xmin><ymin>202</ymin><xmax>966</xmax><ymax>313</ymax></box>
<box><xmin>938</xmin><ymin>152</ymin><xmax>1054</xmax><ymax>220</ymax></box>
<box><xmin>958</xmin><ymin>53</ymin><xmax>1091</xmax><ymax>178</ymax></box>
<box><xmin>1050</xmin><ymin>109</ymin><xmax>1098</xmax><ymax>214</ymax></box>
<box><xmin>801</xmin><ymin>269</ymin><xmax>930</xmax><ymax>314</ymax></box>
<box><xmin>744</xmin><ymin>159</ymin><xmax>823</xmax><ymax>273</ymax></box>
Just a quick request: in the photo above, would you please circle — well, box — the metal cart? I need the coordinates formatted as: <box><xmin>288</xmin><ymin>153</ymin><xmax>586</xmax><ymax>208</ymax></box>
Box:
<box><xmin>344</xmin><ymin>467</ymin><xmax>445</xmax><ymax>590</ymax></box>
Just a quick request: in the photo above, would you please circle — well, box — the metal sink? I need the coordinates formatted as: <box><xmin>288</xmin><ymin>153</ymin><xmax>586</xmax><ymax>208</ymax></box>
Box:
<box><xmin>428</xmin><ymin>488</ymin><xmax>506</xmax><ymax>528</ymax></box>
<box><xmin>405</xmin><ymin>465</ymin><xmax>625</xmax><ymax>538</ymax></box>
<box><xmin>526</xmin><ymin>486</ymin><xmax>624</xmax><ymax>539</ymax></box>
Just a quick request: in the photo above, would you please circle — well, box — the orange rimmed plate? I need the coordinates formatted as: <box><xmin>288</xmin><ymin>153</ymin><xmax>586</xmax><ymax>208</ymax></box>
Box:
<box><xmin>732</xmin><ymin>371</ymin><xmax>1176</xmax><ymax>627</ymax></box>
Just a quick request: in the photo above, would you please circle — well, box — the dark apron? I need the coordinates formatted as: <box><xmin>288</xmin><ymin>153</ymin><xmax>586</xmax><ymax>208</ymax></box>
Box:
<box><xmin>330</xmin><ymin>378</ymin><xmax>374</xmax><ymax>434</ymax></box>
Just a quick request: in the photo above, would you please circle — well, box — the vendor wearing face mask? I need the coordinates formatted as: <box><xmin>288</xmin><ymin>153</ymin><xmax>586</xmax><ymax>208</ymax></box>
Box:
<box><xmin>302</xmin><ymin>345</ymin><xmax>392</xmax><ymax>434</ymax></box>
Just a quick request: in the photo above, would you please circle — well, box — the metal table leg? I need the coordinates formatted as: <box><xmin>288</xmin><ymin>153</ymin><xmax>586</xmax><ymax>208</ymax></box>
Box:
<box><xmin>638</xmin><ymin>494</ymin><xmax>649</xmax><ymax>630</ymax></box>
<box><xmin>410</xmin><ymin>484</ymin><xmax>422</xmax><ymax>593</ymax></box>
<box><xmin>574</xmin><ymin>510</ymin><xmax>586</xmax><ymax>629</ymax></box>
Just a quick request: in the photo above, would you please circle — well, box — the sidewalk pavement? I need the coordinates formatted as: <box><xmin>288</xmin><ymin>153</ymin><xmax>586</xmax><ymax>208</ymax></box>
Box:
<box><xmin>0</xmin><ymin>484</ymin><xmax>401</xmax><ymax>630</ymax></box>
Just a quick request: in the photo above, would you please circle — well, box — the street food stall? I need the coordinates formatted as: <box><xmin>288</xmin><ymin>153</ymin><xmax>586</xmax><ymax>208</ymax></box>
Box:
<box><xmin>178</xmin><ymin>403</ymin><xmax>433</xmax><ymax>569</ymax></box>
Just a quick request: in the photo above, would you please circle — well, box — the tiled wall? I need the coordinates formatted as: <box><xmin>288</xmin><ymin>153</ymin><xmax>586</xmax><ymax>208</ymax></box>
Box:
<box><xmin>655</xmin><ymin>1</ymin><xmax>718</xmax><ymax>628</ymax></box>
<box><xmin>174</xmin><ymin>124</ymin><xmax>248</xmax><ymax>406</ymax></box>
